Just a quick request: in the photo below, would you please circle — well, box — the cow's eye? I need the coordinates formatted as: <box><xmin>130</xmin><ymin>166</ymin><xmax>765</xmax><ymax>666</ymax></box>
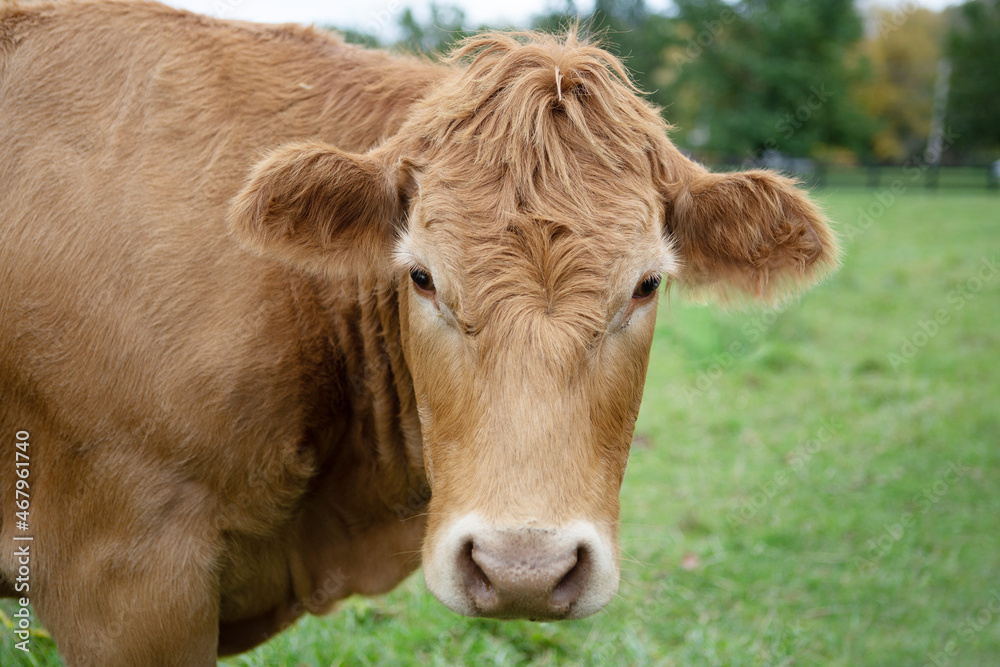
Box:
<box><xmin>632</xmin><ymin>274</ymin><xmax>661</xmax><ymax>300</ymax></box>
<box><xmin>409</xmin><ymin>267</ymin><xmax>435</xmax><ymax>294</ymax></box>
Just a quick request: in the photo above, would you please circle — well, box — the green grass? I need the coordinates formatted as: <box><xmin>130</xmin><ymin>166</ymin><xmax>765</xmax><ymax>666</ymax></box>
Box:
<box><xmin>3</xmin><ymin>191</ymin><xmax>998</xmax><ymax>665</ymax></box>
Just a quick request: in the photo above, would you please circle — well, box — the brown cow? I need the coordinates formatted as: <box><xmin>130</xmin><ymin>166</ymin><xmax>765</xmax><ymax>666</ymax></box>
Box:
<box><xmin>0</xmin><ymin>0</ymin><xmax>839</xmax><ymax>663</ymax></box>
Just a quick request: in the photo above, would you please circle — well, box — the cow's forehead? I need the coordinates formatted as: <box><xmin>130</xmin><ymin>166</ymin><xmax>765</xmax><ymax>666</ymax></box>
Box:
<box><xmin>411</xmin><ymin>157</ymin><xmax>663</xmax><ymax>241</ymax></box>
<box><xmin>398</xmin><ymin>167</ymin><xmax>673</xmax><ymax>339</ymax></box>
<box><xmin>407</xmin><ymin>168</ymin><xmax>663</xmax><ymax>272</ymax></box>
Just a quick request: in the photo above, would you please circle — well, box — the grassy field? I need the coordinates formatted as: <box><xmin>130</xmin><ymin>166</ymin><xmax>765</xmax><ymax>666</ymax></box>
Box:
<box><xmin>3</xmin><ymin>190</ymin><xmax>998</xmax><ymax>665</ymax></box>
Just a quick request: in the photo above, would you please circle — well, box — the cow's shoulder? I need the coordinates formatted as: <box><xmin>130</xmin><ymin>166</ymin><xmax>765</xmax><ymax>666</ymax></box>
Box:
<box><xmin>0</xmin><ymin>0</ymin><xmax>45</xmax><ymax>61</ymax></box>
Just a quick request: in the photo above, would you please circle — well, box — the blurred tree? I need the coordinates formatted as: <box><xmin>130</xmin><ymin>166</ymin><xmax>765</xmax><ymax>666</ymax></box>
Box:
<box><xmin>335</xmin><ymin>27</ymin><xmax>382</xmax><ymax>49</ymax></box>
<box><xmin>666</xmin><ymin>0</ymin><xmax>875</xmax><ymax>161</ymax></box>
<box><xmin>855</xmin><ymin>8</ymin><xmax>946</xmax><ymax>163</ymax></box>
<box><xmin>397</xmin><ymin>3</ymin><xmax>471</xmax><ymax>55</ymax></box>
<box><xmin>946</xmin><ymin>0</ymin><xmax>1000</xmax><ymax>159</ymax></box>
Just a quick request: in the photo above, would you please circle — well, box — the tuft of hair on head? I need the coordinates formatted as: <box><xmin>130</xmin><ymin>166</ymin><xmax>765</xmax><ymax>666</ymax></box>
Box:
<box><xmin>441</xmin><ymin>27</ymin><xmax>643</xmax><ymax>115</ymax></box>
<box><xmin>409</xmin><ymin>27</ymin><xmax>670</xmax><ymax>207</ymax></box>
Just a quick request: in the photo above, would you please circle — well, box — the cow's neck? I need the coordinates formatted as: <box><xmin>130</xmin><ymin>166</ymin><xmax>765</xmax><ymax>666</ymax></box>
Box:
<box><xmin>283</xmin><ymin>270</ymin><xmax>427</xmax><ymax>619</ymax></box>
<box><xmin>325</xmin><ymin>271</ymin><xmax>425</xmax><ymax>497</ymax></box>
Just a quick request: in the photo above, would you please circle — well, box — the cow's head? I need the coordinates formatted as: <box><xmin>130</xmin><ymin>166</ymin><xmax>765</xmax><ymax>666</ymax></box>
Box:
<box><xmin>228</xmin><ymin>32</ymin><xmax>838</xmax><ymax>620</ymax></box>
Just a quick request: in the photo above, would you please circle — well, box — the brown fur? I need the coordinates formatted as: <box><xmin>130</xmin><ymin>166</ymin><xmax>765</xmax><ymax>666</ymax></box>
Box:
<box><xmin>227</xmin><ymin>141</ymin><xmax>414</xmax><ymax>275</ymax></box>
<box><xmin>663</xmin><ymin>168</ymin><xmax>840</xmax><ymax>303</ymax></box>
<box><xmin>0</xmin><ymin>0</ymin><xmax>838</xmax><ymax>663</ymax></box>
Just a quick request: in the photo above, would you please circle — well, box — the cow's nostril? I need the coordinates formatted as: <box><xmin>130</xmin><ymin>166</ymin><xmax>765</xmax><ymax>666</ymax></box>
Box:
<box><xmin>457</xmin><ymin>540</ymin><xmax>496</xmax><ymax>611</ymax></box>
<box><xmin>550</xmin><ymin>546</ymin><xmax>590</xmax><ymax>611</ymax></box>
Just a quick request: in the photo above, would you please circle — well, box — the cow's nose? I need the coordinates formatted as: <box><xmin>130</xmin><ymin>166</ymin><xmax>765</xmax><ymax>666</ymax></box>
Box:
<box><xmin>456</xmin><ymin>530</ymin><xmax>593</xmax><ymax>619</ymax></box>
<box><xmin>425</xmin><ymin>516</ymin><xmax>618</xmax><ymax>620</ymax></box>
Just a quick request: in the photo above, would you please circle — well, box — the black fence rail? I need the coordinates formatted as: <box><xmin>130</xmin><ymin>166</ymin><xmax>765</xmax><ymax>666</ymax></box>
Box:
<box><xmin>710</xmin><ymin>163</ymin><xmax>1000</xmax><ymax>191</ymax></box>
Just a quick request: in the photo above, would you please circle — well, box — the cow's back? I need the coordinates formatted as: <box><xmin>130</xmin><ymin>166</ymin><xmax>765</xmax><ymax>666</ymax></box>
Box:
<box><xmin>0</xmin><ymin>1</ymin><xmax>441</xmax><ymax>652</ymax></box>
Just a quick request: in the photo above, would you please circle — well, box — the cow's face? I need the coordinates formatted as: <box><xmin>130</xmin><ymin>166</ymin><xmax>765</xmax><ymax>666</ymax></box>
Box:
<box><xmin>393</xmin><ymin>158</ymin><xmax>672</xmax><ymax>619</ymax></box>
<box><xmin>228</xmin><ymin>32</ymin><xmax>839</xmax><ymax>621</ymax></box>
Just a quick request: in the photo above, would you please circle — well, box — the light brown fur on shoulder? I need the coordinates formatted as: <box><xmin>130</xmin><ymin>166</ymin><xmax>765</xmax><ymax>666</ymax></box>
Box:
<box><xmin>0</xmin><ymin>0</ymin><xmax>42</xmax><ymax>58</ymax></box>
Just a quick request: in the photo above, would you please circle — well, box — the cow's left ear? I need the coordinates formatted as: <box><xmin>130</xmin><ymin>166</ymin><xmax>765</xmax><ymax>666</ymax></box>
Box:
<box><xmin>227</xmin><ymin>140</ymin><xmax>412</xmax><ymax>275</ymax></box>
<box><xmin>664</xmin><ymin>169</ymin><xmax>840</xmax><ymax>303</ymax></box>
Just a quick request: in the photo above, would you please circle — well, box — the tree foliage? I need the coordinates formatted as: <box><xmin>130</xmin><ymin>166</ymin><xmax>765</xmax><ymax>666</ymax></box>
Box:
<box><xmin>856</xmin><ymin>8</ymin><xmax>946</xmax><ymax>163</ymax></box>
<box><xmin>396</xmin><ymin>3</ymin><xmax>472</xmax><ymax>56</ymax></box>
<box><xmin>946</xmin><ymin>0</ymin><xmax>1000</xmax><ymax>158</ymax></box>
<box><xmin>664</xmin><ymin>0</ymin><xmax>873</xmax><ymax>160</ymax></box>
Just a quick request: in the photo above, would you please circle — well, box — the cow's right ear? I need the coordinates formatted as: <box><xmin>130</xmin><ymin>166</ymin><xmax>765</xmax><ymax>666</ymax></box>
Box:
<box><xmin>227</xmin><ymin>140</ymin><xmax>411</xmax><ymax>275</ymax></box>
<box><xmin>663</xmin><ymin>167</ymin><xmax>840</xmax><ymax>304</ymax></box>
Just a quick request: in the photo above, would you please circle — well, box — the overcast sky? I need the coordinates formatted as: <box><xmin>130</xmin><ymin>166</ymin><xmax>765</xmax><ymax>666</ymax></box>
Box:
<box><xmin>163</xmin><ymin>0</ymin><xmax>961</xmax><ymax>41</ymax></box>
